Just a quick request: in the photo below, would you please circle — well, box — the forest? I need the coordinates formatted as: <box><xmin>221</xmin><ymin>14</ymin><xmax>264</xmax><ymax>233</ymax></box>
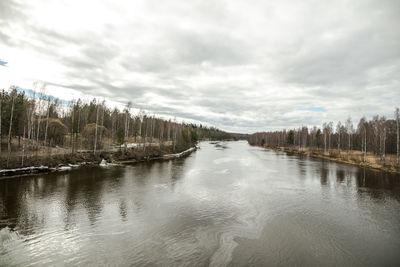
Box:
<box><xmin>0</xmin><ymin>85</ymin><xmax>234</xmax><ymax>169</ymax></box>
<box><xmin>248</xmin><ymin>109</ymin><xmax>400</xmax><ymax>171</ymax></box>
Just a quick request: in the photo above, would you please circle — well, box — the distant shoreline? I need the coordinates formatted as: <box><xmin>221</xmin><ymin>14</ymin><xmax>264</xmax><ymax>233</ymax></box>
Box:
<box><xmin>252</xmin><ymin>144</ymin><xmax>400</xmax><ymax>174</ymax></box>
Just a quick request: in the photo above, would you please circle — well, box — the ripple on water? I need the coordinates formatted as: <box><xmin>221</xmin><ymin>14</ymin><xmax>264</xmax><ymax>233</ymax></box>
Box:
<box><xmin>1</xmin><ymin>141</ymin><xmax>400</xmax><ymax>266</ymax></box>
<box><xmin>215</xmin><ymin>169</ymin><xmax>230</xmax><ymax>174</ymax></box>
<box><xmin>213</xmin><ymin>157</ymin><xmax>234</xmax><ymax>164</ymax></box>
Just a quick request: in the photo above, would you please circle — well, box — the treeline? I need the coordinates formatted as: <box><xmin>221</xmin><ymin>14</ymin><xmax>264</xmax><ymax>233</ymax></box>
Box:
<box><xmin>0</xmin><ymin>85</ymin><xmax>232</xmax><ymax>168</ymax></box>
<box><xmin>248</xmin><ymin>109</ymin><xmax>400</xmax><ymax>165</ymax></box>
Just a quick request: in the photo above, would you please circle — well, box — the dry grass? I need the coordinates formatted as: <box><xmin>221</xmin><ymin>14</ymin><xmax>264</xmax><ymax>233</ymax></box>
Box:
<box><xmin>270</xmin><ymin>145</ymin><xmax>400</xmax><ymax>174</ymax></box>
<box><xmin>0</xmin><ymin>135</ymin><xmax>182</xmax><ymax>170</ymax></box>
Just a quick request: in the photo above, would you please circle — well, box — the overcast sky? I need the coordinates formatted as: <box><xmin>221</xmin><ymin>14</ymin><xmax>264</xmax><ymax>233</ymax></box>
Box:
<box><xmin>1</xmin><ymin>0</ymin><xmax>399</xmax><ymax>133</ymax></box>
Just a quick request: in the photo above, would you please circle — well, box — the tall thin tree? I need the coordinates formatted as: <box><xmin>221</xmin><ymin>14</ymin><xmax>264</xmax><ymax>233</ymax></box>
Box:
<box><xmin>44</xmin><ymin>97</ymin><xmax>50</xmax><ymax>146</ymax></box>
<box><xmin>124</xmin><ymin>101</ymin><xmax>132</xmax><ymax>151</ymax></box>
<box><xmin>0</xmin><ymin>90</ymin><xmax>3</xmax><ymax>161</ymax></box>
<box><xmin>395</xmin><ymin>107</ymin><xmax>399</xmax><ymax>165</ymax></box>
<box><xmin>94</xmin><ymin>103</ymin><xmax>99</xmax><ymax>155</ymax></box>
<box><xmin>7</xmin><ymin>89</ymin><xmax>16</xmax><ymax>167</ymax></box>
<box><xmin>21</xmin><ymin>125</ymin><xmax>26</xmax><ymax>167</ymax></box>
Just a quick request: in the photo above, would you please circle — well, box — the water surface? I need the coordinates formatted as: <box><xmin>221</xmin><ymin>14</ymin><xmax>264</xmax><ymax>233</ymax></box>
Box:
<box><xmin>1</xmin><ymin>141</ymin><xmax>400</xmax><ymax>266</ymax></box>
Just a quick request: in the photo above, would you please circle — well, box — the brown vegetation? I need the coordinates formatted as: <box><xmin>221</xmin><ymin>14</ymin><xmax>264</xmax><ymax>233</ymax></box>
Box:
<box><xmin>271</xmin><ymin>146</ymin><xmax>400</xmax><ymax>173</ymax></box>
<box><xmin>0</xmin><ymin>84</ymin><xmax>233</xmax><ymax>170</ymax></box>
<box><xmin>248</xmin><ymin>110</ymin><xmax>400</xmax><ymax>174</ymax></box>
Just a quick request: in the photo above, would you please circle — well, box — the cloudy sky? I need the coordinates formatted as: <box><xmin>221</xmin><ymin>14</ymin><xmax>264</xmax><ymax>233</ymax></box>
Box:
<box><xmin>0</xmin><ymin>0</ymin><xmax>399</xmax><ymax>133</ymax></box>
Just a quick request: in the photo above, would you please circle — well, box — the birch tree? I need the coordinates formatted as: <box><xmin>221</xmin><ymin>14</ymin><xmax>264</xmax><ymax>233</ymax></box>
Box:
<box><xmin>378</xmin><ymin>117</ymin><xmax>386</xmax><ymax>163</ymax></box>
<box><xmin>99</xmin><ymin>100</ymin><xmax>105</xmax><ymax>146</ymax></box>
<box><xmin>345</xmin><ymin>117</ymin><xmax>353</xmax><ymax>152</ymax></box>
<box><xmin>173</xmin><ymin>118</ymin><xmax>177</xmax><ymax>151</ymax></box>
<box><xmin>44</xmin><ymin>97</ymin><xmax>51</xmax><ymax>146</ymax></box>
<box><xmin>70</xmin><ymin>101</ymin><xmax>75</xmax><ymax>154</ymax></box>
<box><xmin>327</xmin><ymin>122</ymin><xmax>333</xmax><ymax>152</ymax></box>
<box><xmin>7</xmin><ymin>89</ymin><xmax>16</xmax><ymax>167</ymax></box>
<box><xmin>323</xmin><ymin>123</ymin><xmax>327</xmax><ymax>154</ymax></box>
<box><xmin>336</xmin><ymin>121</ymin><xmax>342</xmax><ymax>154</ymax></box>
<box><xmin>0</xmin><ymin>90</ymin><xmax>3</xmax><ymax>159</ymax></box>
<box><xmin>36</xmin><ymin>86</ymin><xmax>45</xmax><ymax>151</ymax></box>
<box><xmin>124</xmin><ymin>101</ymin><xmax>132</xmax><ymax>150</ymax></box>
<box><xmin>395</xmin><ymin>107</ymin><xmax>399</xmax><ymax>165</ymax></box>
<box><xmin>76</xmin><ymin>99</ymin><xmax>81</xmax><ymax>151</ymax></box>
<box><xmin>358</xmin><ymin>117</ymin><xmax>367</xmax><ymax>162</ymax></box>
<box><xmin>94</xmin><ymin>102</ymin><xmax>99</xmax><ymax>155</ymax></box>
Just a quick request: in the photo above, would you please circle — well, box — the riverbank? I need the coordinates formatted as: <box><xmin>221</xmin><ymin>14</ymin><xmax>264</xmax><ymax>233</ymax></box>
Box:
<box><xmin>0</xmin><ymin>145</ymin><xmax>198</xmax><ymax>177</ymax></box>
<box><xmin>254</xmin><ymin>144</ymin><xmax>400</xmax><ymax>174</ymax></box>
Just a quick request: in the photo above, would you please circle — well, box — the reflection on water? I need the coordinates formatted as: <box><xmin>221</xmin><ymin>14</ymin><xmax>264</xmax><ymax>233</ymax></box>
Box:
<box><xmin>1</xmin><ymin>141</ymin><xmax>400</xmax><ymax>266</ymax></box>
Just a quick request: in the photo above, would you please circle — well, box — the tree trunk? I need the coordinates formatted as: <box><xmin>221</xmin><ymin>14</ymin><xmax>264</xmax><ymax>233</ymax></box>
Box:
<box><xmin>21</xmin><ymin>125</ymin><xmax>26</xmax><ymax>167</ymax></box>
<box><xmin>160</xmin><ymin>122</ymin><xmax>164</xmax><ymax>147</ymax></box>
<box><xmin>36</xmin><ymin>98</ymin><xmax>42</xmax><ymax>153</ymax></box>
<box><xmin>7</xmin><ymin>93</ymin><xmax>15</xmax><ymax>167</ymax></box>
<box><xmin>99</xmin><ymin>102</ymin><xmax>105</xmax><ymax>146</ymax></box>
<box><xmin>328</xmin><ymin>133</ymin><xmax>331</xmax><ymax>152</ymax></box>
<box><xmin>44</xmin><ymin>99</ymin><xmax>50</xmax><ymax>146</ymax></box>
<box><xmin>396</xmin><ymin>108</ymin><xmax>399</xmax><ymax>165</ymax></box>
<box><xmin>173</xmin><ymin>125</ymin><xmax>177</xmax><ymax>152</ymax></box>
<box><xmin>94</xmin><ymin>105</ymin><xmax>99</xmax><ymax>155</ymax></box>
<box><xmin>382</xmin><ymin>127</ymin><xmax>386</xmax><ymax>163</ymax></box>
<box><xmin>124</xmin><ymin>110</ymin><xmax>128</xmax><ymax>151</ymax></box>
<box><xmin>111</xmin><ymin>112</ymin><xmax>115</xmax><ymax>145</ymax></box>
<box><xmin>138</xmin><ymin>119</ymin><xmax>142</xmax><ymax>146</ymax></box>
<box><xmin>348</xmin><ymin>133</ymin><xmax>351</xmax><ymax>153</ymax></box>
<box><xmin>363</xmin><ymin>126</ymin><xmax>367</xmax><ymax>162</ymax></box>
<box><xmin>150</xmin><ymin>117</ymin><xmax>154</xmax><ymax>144</ymax></box>
<box><xmin>77</xmin><ymin>107</ymin><xmax>81</xmax><ymax>151</ymax></box>
<box><xmin>127</xmin><ymin>117</ymin><xmax>130</xmax><ymax>146</ymax></box>
<box><xmin>167</xmin><ymin>122</ymin><xmax>171</xmax><ymax>141</ymax></box>
<box><xmin>71</xmin><ymin>104</ymin><xmax>74</xmax><ymax>154</ymax></box>
<box><xmin>0</xmin><ymin>91</ymin><xmax>2</xmax><ymax>158</ymax></box>
<box><xmin>397</xmin><ymin>117</ymin><xmax>399</xmax><ymax>165</ymax></box>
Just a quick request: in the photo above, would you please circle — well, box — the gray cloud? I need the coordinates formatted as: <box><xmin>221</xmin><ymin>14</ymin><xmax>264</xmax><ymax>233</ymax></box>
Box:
<box><xmin>1</xmin><ymin>0</ymin><xmax>399</xmax><ymax>133</ymax></box>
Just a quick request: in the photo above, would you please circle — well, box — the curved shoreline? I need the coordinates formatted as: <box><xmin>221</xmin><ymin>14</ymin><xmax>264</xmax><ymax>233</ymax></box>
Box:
<box><xmin>254</xmin><ymin>145</ymin><xmax>400</xmax><ymax>174</ymax></box>
<box><xmin>0</xmin><ymin>146</ymin><xmax>198</xmax><ymax>179</ymax></box>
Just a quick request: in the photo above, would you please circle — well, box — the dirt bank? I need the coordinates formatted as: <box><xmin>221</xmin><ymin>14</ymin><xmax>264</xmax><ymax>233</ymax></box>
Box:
<box><xmin>0</xmin><ymin>145</ymin><xmax>197</xmax><ymax>177</ymax></box>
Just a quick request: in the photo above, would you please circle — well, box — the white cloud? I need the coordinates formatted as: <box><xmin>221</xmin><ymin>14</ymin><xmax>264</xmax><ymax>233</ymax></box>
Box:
<box><xmin>0</xmin><ymin>0</ymin><xmax>399</xmax><ymax>133</ymax></box>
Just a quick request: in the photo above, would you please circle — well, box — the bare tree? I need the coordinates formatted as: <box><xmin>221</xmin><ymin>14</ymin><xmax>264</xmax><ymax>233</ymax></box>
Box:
<box><xmin>323</xmin><ymin>123</ymin><xmax>327</xmax><ymax>154</ymax></box>
<box><xmin>94</xmin><ymin>102</ymin><xmax>99</xmax><ymax>155</ymax></box>
<box><xmin>0</xmin><ymin>90</ymin><xmax>3</xmax><ymax>160</ymax></box>
<box><xmin>124</xmin><ymin>101</ymin><xmax>132</xmax><ymax>151</ymax></box>
<box><xmin>76</xmin><ymin>99</ymin><xmax>81</xmax><ymax>151</ymax></box>
<box><xmin>327</xmin><ymin>122</ymin><xmax>333</xmax><ymax>152</ymax></box>
<box><xmin>99</xmin><ymin>100</ymin><xmax>105</xmax><ymax>146</ymax></box>
<box><xmin>21</xmin><ymin>125</ymin><xmax>26</xmax><ymax>167</ymax></box>
<box><xmin>167</xmin><ymin>119</ymin><xmax>171</xmax><ymax>142</ymax></box>
<box><xmin>150</xmin><ymin>115</ymin><xmax>155</xmax><ymax>145</ymax></box>
<box><xmin>382</xmin><ymin>124</ymin><xmax>386</xmax><ymax>163</ymax></box>
<box><xmin>111</xmin><ymin>108</ymin><xmax>117</xmax><ymax>145</ymax></box>
<box><xmin>159</xmin><ymin>120</ymin><xmax>164</xmax><ymax>147</ymax></box>
<box><xmin>26</xmin><ymin>92</ymin><xmax>36</xmax><ymax>160</ymax></box>
<box><xmin>345</xmin><ymin>117</ymin><xmax>353</xmax><ymax>153</ymax></box>
<box><xmin>44</xmin><ymin>97</ymin><xmax>51</xmax><ymax>146</ymax></box>
<box><xmin>336</xmin><ymin>121</ymin><xmax>342</xmax><ymax>154</ymax></box>
<box><xmin>376</xmin><ymin>116</ymin><xmax>387</xmax><ymax>163</ymax></box>
<box><xmin>7</xmin><ymin>89</ymin><xmax>16</xmax><ymax>167</ymax></box>
<box><xmin>358</xmin><ymin>117</ymin><xmax>367</xmax><ymax>162</ymax></box>
<box><xmin>70</xmin><ymin>101</ymin><xmax>75</xmax><ymax>154</ymax></box>
<box><xmin>395</xmin><ymin>107</ymin><xmax>399</xmax><ymax>165</ymax></box>
<box><xmin>173</xmin><ymin>118</ymin><xmax>177</xmax><ymax>151</ymax></box>
<box><xmin>36</xmin><ymin>83</ymin><xmax>46</xmax><ymax>152</ymax></box>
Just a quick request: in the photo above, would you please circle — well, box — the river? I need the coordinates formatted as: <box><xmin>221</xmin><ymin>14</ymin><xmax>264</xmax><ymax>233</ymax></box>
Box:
<box><xmin>1</xmin><ymin>141</ymin><xmax>400</xmax><ymax>266</ymax></box>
